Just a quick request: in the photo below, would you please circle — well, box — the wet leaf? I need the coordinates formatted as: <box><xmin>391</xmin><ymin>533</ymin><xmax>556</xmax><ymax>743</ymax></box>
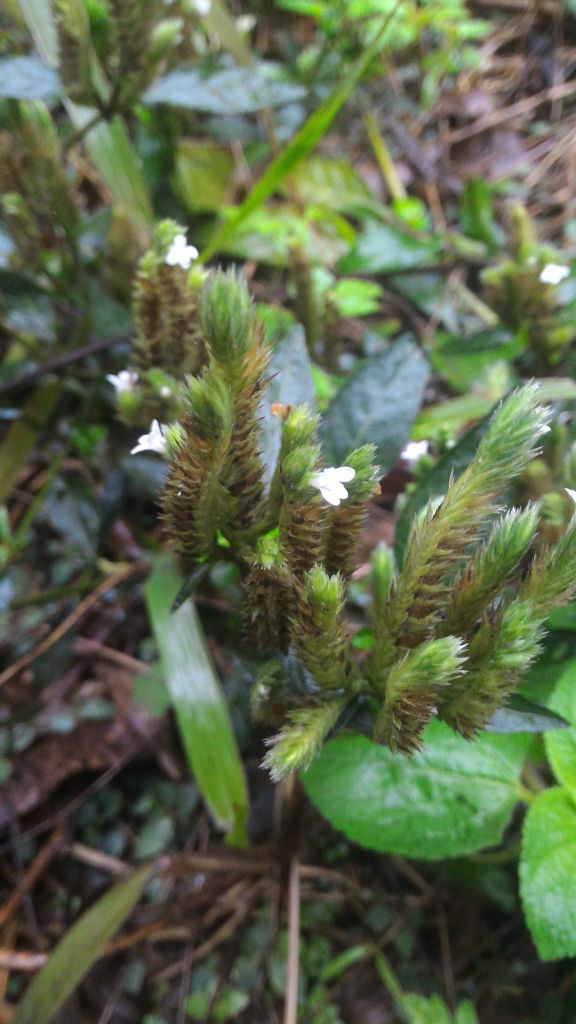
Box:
<box><xmin>303</xmin><ymin>722</ymin><xmax>530</xmax><ymax>859</ymax></box>
<box><xmin>259</xmin><ymin>325</ymin><xmax>316</xmax><ymax>486</ymax></box>
<box><xmin>520</xmin><ymin>787</ymin><xmax>576</xmax><ymax>960</ymax></box>
<box><xmin>320</xmin><ymin>337</ymin><xmax>429</xmax><ymax>469</ymax></box>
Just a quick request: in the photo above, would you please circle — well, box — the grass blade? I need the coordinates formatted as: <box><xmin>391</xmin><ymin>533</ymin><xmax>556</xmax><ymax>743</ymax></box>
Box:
<box><xmin>200</xmin><ymin>5</ymin><xmax>402</xmax><ymax>261</ymax></box>
<box><xmin>14</xmin><ymin>865</ymin><xmax>153</xmax><ymax>1024</ymax></box>
<box><xmin>145</xmin><ymin>553</ymin><xmax>249</xmax><ymax>846</ymax></box>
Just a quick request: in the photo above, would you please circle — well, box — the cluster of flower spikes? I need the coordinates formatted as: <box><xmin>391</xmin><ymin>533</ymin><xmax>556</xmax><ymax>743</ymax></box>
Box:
<box><xmin>144</xmin><ymin>267</ymin><xmax>576</xmax><ymax>782</ymax></box>
<box><xmin>481</xmin><ymin>203</ymin><xmax>574</xmax><ymax>370</ymax></box>
<box><xmin>109</xmin><ymin>221</ymin><xmax>206</xmax><ymax>428</ymax></box>
<box><xmin>263</xmin><ymin>384</ymin><xmax>576</xmax><ymax>781</ymax></box>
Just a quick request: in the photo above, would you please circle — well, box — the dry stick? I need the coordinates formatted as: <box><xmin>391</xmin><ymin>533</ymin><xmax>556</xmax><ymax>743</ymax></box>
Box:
<box><xmin>0</xmin><ymin>563</ymin><xmax>147</xmax><ymax>690</ymax></box>
<box><xmin>0</xmin><ymin>333</ymin><xmax>130</xmax><ymax>398</ymax></box>
<box><xmin>0</xmin><ymin>826</ymin><xmax>67</xmax><ymax>929</ymax></box>
<box><xmin>283</xmin><ymin>855</ymin><xmax>301</xmax><ymax>1024</ymax></box>
<box><xmin>446</xmin><ymin>79</ymin><xmax>576</xmax><ymax>145</ymax></box>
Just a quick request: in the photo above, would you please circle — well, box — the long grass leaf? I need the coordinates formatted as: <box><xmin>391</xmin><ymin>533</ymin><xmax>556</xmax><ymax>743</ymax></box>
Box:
<box><xmin>14</xmin><ymin>865</ymin><xmax>153</xmax><ymax>1024</ymax></box>
<box><xmin>145</xmin><ymin>554</ymin><xmax>249</xmax><ymax>846</ymax></box>
<box><xmin>200</xmin><ymin>5</ymin><xmax>402</xmax><ymax>261</ymax></box>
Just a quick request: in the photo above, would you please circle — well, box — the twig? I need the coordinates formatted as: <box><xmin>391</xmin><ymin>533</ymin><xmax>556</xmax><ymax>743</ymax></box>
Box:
<box><xmin>0</xmin><ymin>333</ymin><xmax>130</xmax><ymax>398</ymax></box>
<box><xmin>0</xmin><ymin>826</ymin><xmax>67</xmax><ymax>929</ymax></box>
<box><xmin>283</xmin><ymin>855</ymin><xmax>300</xmax><ymax>1024</ymax></box>
<box><xmin>0</xmin><ymin>563</ymin><xmax>146</xmax><ymax>689</ymax></box>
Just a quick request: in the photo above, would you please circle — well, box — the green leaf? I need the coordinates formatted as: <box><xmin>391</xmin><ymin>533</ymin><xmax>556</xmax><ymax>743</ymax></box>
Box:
<box><xmin>545</xmin><ymin>661</ymin><xmax>576</xmax><ymax>797</ymax></box>
<box><xmin>14</xmin><ymin>865</ymin><xmax>153</xmax><ymax>1024</ymax></box>
<box><xmin>320</xmin><ymin>337</ymin><xmax>429</xmax><ymax>470</ymax></box>
<box><xmin>340</xmin><ymin>219</ymin><xmax>441</xmax><ymax>274</ymax></box>
<box><xmin>145</xmin><ymin>554</ymin><xmax>248</xmax><ymax>845</ymax></box>
<box><xmin>176</xmin><ymin>140</ymin><xmax>234</xmax><ymax>213</ymax></box>
<box><xmin>0</xmin><ymin>56</ymin><xmax>61</xmax><ymax>99</ymax></box>
<box><xmin>0</xmin><ymin>381</ymin><xmax>60</xmax><ymax>505</ymax></box>
<box><xmin>144</xmin><ymin>65</ymin><xmax>304</xmax><ymax>114</ymax></box>
<box><xmin>486</xmin><ymin>694</ymin><xmax>569</xmax><ymax>734</ymax></box>
<box><xmin>302</xmin><ymin>722</ymin><xmax>530</xmax><ymax>859</ymax></box>
<box><xmin>429</xmin><ymin>328</ymin><xmax>522</xmax><ymax>394</ymax></box>
<box><xmin>286</xmin><ymin>155</ymin><xmax>381</xmax><ymax>217</ymax></box>
<box><xmin>259</xmin><ymin>325</ymin><xmax>316</xmax><ymax>486</ymax></box>
<box><xmin>394</xmin><ymin>417</ymin><xmax>488</xmax><ymax>564</ymax></box>
<box><xmin>520</xmin><ymin>787</ymin><xmax>576</xmax><ymax>960</ymax></box>
<box><xmin>17</xmin><ymin>0</ymin><xmax>58</xmax><ymax>67</ymax></box>
<box><xmin>200</xmin><ymin>9</ymin><xmax>401</xmax><ymax>261</ymax></box>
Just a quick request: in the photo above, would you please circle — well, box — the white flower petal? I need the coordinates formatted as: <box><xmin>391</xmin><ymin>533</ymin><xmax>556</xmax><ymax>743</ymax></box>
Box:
<box><xmin>106</xmin><ymin>369</ymin><xmax>138</xmax><ymax>394</ymax></box>
<box><xmin>566</xmin><ymin>488</ymin><xmax>576</xmax><ymax>506</ymax></box>
<box><xmin>401</xmin><ymin>440</ymin><xmax>429</xmax><ymax>465</ymax></box>
<box><xmin>540</xmin><ymin>263</ymin><xmax>570</xmax><ymax>285</ymax></box>
<box><xmin>310</xmin><ymin>466</ymin><xmax>355</xmax><ymax>506</ymax></box>
<box><xmin>131</xmin><ymin>419</ymin><xmax>168</xmax><ymax>456</ymax></box>
<box><xmin>165</xmin><ymin>233</ymin><xmax>199</xmax><ymax>270</ymax></box>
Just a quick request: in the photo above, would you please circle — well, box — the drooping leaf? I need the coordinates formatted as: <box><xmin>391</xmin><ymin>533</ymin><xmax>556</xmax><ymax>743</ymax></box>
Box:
<box><xmin>520</xmin><ymin>787</ymin><xmax>576</xmax><ymax>960</ymax></box>
<box><xmin>145</xmin><ymin>554</ymin><xmax>248</xmax><ymax>845</ymax></box>
<box><xmin>144</xmin><ymin>64</ymin><xmax>305</xmax><ymax>115</ymax></box>
<box><xmin>0</xmin><ymin>56</ymin><xmax>62</xmax><ymax>100</ymax></box>
<box><xmin>15</xmin><ymin>865</ymin><xmax>153</xmax><ymax>1024</ymax></box>
<box><xmin>259</xmin><ymin>325</ymin><xmax>316</xmax><ymax>486</ymax></box>
<box><xmin>320</xmin><ymin>337</ymin><xmax>429</xmax><ymax>469</ymax></box>
<box><xmin>303</xmin><ymin>722</ymin><xmax>530</xmax><ymax>859</ymax></box>
<box><xmin>0</xmin><ymin>380</ymin><xmax>60</xmax><ymax>505</ymax></box>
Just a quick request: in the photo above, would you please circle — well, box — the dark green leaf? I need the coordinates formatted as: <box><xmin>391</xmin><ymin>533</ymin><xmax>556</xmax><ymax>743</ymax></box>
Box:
<box><xmin>15</xmin><ymin>865</ymin><xmax>153</xmax><ymax>1024</ymax></box>
<box><xmin>259</xmin><ymin>326</ymin><xmax>316</xmax><ymax>486</ymax></box>
<box><xmin>144</xmin><ymin>65</ymin><xmax>304</xmax><ymax>114</ymax></box>
<box><xmin>340</xmin><ymin>220</ymin><xmax>441</xmax><ymax>275</ymax></box>
<box><xmin>320</xmin><ymin>337</ymin><xmax>429</xmax><ymax>469</ymax></box>
<box><xmin>520</xmin><ymin>787</ymin><xmax>576</xmax><ymax>960</ymax></box>
<box><xmin>485</xmin><ymin>695</ymin><xmax>569</xmax><ymax>734</ymax></box>
<box><xmin>0</xmin><ymin>56</ymin><xmax>61</xmax><ymax>100</ymax></box>
<box><xmin>303</xmin><ymin>722</ymin><xmax>530</xmax><ymax>859</ymax></box>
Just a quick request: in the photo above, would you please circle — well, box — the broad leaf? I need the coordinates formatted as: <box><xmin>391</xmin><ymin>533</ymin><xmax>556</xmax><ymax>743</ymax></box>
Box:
<box><xmin>320</xmin><ymin>337</ymin><xmax>429</xmax><ymax>469</ymax></box>
<box><xmin>259</xmin><ymin>325</ymin><xmax>316</xmax><ymax>486</ymax></box>
<box><xmin>176</xmin><ymin>140</ymin><xmax>234</xmax><ymax>213</ymax></box>
<box><xmin>340</xmin><ymin>220</ymin><xmax>441</xmax><ymax>274</ymax></box>
<box><xmin>0</xmin><ymin>56</ymin><xmax>61</xmax><ymax>100</ymax></box>
<box><xmin>145</xmin><ymin>554</ymin><xmax>248</xmax><ymax>845</ymax></box>
<box><xmin>520</xmin><ymin>787</ymin><xmax>576</xmax><ymax>960</ymax></box>
<box><xmin>144</xmin><ymin>64</ymin><xmax>304</xmax><ymax>114</ymax></box>
<box><xmin>545</xmin><ymin>661</ymin><xmax>576</xmax><ymax>798</ymax></box>
<box><xmin>15</xmin><ymin>865</ymin><xmax>153</xmax><ymax>1024</ymax></box>
<box><xmin>303</xmin><ymin>722</ymin><xmax>530</xmax><ymax>859</ymax></box>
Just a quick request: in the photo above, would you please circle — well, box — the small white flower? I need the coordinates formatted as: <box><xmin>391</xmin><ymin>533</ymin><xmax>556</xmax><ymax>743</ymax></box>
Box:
<box><xmin>165</xmin><ymin>233</ymin><xmax>199</xmax><ymax>270</ymax></box>
<box><xmin>106</xmin><ymin>369</ymin><xmax>138</xmax><ymax>394</ymax></box>
<box><xmin>401</xmin><ymin>440</ymin><xmax>429</xmax><ymax>466</ymax></box>
<box><xmin>310</xmin><ymin>466</ymin><xmax>355</xmax><ymax>506</ymax></box>
<box><xmin>131</xmin><ymin>420</ymin><xmax>168</xmax><ymax>456</ymax></box>
<box><xmin>540</xmin><ymin>263</ymin><xmax>570</xmax><ymax>286</ymax></box>
<box><xmin>160</xmin><ymin>385</ymin><xmax>172</xmax><ymax>399</ymax></box>
<box><xmin>566</xmin><ymin>488</ymin><xmax>576</xmax><ymax>506</ymax></box>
